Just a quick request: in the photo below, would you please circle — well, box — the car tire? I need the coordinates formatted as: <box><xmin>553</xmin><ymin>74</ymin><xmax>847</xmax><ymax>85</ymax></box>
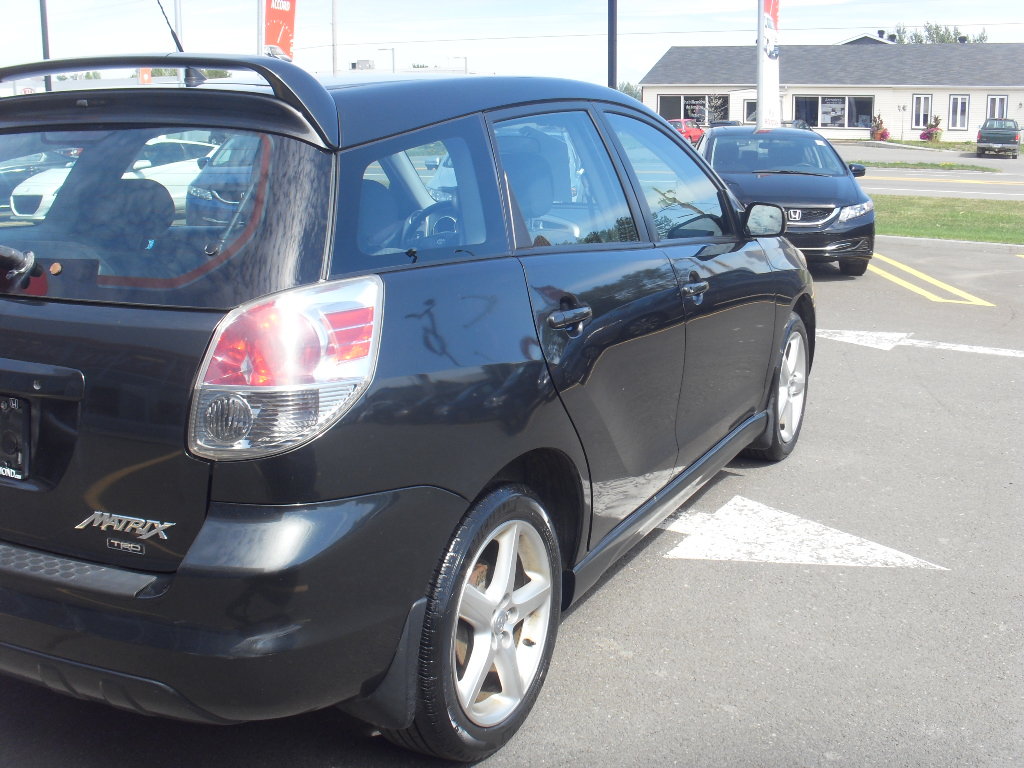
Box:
<box><xmin>745</xmin><ymin>312</ymin><xmax>809</xmax><ymax>462</ymax></box>
<box><xmin>839</xmin><ymin>258</ymin><xmax>869</xmax><ymax>276</ymax></box>
<box><xmin>381</xmin><ymin>485</ymin><xmax>561</xmax><ymax>762</ymax></box>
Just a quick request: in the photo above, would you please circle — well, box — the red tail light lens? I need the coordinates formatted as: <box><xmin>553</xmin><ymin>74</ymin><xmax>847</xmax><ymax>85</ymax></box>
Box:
<box><xmin>189</xmin><ymin>276</ymin><xmax>383</xmax><ymax>460</ymax></box>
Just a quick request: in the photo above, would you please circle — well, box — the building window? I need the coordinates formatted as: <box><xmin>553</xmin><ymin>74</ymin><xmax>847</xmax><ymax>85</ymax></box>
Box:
<box><xmin>657</xmin><ymin>95</ymin><xmax>682</xmax><ymax>121</ymax></box>
<box><xmin>792</xmin><ymin>96</ymin><xmax>874</xmax><ymax>128</ymax></box>
<box><xmin>912</xmin><ymin>95</ymin><xmax>932</xmax><ymax>129</ymax></box>
<box><xmin>949</xmin><ymin>95</ymin><xmax>970</xmax><ymax>130</ymax></box>
<box><xmin>849</xmin><ymin>97</ymin><xmax>873</xmax><ymax>128</ymax></box>
<box><xmin>794</xmin><ymin>96</ymin><xmax>819</xmax><ymax>127</ymax></box>
<box><xmin>743</xmin><ymin>100</ymin><xmax>757</xmax><ymax>123</ymax></box>
<box><xmin>821</xmin><ymin>97</ymin><xmax>846</xmax><ymax>127</ymax></box>
<box><xmin>987</xmin><ymin>95</ymin><xmax>1008</xmax><ymax>119</ymax></box>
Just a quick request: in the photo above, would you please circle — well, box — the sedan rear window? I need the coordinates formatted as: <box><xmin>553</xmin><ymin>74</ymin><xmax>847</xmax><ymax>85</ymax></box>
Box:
<box><xmin>0</xmin><ymin>127</ymin><xmax>331</xmax><ymax>308</ymax></box>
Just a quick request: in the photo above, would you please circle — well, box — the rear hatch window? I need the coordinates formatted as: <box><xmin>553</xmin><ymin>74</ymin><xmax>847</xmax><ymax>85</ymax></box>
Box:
<box><xmin>1</xmin><ymin>126</ymin><xmax>331</xmax><ymax>308</ymax></box>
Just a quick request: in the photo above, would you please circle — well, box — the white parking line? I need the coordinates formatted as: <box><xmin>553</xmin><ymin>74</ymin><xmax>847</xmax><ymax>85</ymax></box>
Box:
<box><xmin>661</xmin><ymin>496</ymin><xmax>946</xmax><ymax>569</ymax></box>
<box><xmin>817</xmin><ymin>329</ymin><xmax>1024</xmax><ymax>358</ymax></box>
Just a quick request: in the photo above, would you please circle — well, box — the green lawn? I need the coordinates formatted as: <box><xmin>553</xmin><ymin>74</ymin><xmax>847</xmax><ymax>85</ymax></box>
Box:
<box><xmin>868</xmin><ymin>139</ymin><xmax>978</xmax><ymax>152</ymax></box>
<box><xmin>873</xmin><ymin>195</ymin><xmax>1024</xmax><ymax>244</ymax></box>
<box><xmin>850</xmin><ymin>160</ymin><xmax>998</xmax><ymax>173</ymax></box>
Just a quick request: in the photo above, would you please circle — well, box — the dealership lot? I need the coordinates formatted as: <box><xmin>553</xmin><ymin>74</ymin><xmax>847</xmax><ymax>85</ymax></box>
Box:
<box><xmin>1</xmin><ymin>235</ymin><xmax>1021</xmax><ymax>767</ymax></box>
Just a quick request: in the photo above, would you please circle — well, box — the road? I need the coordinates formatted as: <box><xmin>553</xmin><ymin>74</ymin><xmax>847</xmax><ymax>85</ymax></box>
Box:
<box><xmin>1</xmin><ymin>235</ymin><xmax>1021</xmax><ymax>767</ymax></box>
<box><xmin>834</xmin><ymin>141</ymin><xmax>1024</xmax><ymax>200</ymax></box>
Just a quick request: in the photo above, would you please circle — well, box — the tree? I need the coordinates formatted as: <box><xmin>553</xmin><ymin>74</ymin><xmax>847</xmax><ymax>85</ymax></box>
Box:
<box><xmin>893</xmin><ymin>22</ymin><xmax>988</xmax><ymax>43</ymax></box>
<box><xmin>133</xmin><ymin>68</ymin><xmax>232</xmax><ymax>79</ymax></box>
<box><xmin>617</xmin><ymin>82</ymin><xmax>642</xmax><ymax>102</ymax></box>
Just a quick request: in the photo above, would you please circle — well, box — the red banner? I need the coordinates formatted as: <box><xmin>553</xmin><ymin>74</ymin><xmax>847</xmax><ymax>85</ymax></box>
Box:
<box><xmin>265</xmin><ymin>0</ymin><xmax>297</xmax><ymax>60</ymax></box>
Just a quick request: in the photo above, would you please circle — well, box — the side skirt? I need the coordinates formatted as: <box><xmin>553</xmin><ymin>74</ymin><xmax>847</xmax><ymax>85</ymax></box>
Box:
<box><xmin>565</xmin><ymin>411</ymin><xmax>767</xmax><ymax>607</ymax></box>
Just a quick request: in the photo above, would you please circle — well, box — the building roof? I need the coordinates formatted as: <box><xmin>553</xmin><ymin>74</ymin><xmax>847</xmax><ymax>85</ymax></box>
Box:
<box><xmin>640</xmin><ymin>43</ymin><xmax>1024</xmax><ymax>88</ymax></box>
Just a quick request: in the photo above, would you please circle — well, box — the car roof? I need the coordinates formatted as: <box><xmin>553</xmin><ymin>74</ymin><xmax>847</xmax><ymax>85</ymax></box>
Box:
<box><xmin>705</xmin><ymin>126</ymin><xmax>821</xmax><ymax>139</ymax></box>
<box><xmin>321</xmin><ymin>75</ymin><xmax>643</xmax><ymax>148</ymax></box>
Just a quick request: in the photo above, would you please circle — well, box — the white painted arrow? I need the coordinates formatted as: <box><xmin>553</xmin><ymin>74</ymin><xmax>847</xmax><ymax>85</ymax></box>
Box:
<box><xmin>818</xmin><ymin>329</ymin><xmax>1024</xmax><ymax>358</ymax></box>
<box><xmin>661</xmin><ymin>496</ymin><xmax>946</xmax><ymax>570</ymax></box>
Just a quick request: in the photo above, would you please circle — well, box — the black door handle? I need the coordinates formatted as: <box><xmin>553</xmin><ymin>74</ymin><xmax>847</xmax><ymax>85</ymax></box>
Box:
<box><xmin>547</xmin><ymin>305</ymin><xmax>593</xmax><ymax>330</ymax></box>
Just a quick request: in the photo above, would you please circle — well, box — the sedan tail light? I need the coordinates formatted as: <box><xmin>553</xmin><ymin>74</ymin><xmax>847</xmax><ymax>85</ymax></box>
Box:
<box><xmin>189</xmin><ymin>276</ymin><xmax>383</xmax><ymax>460</ymax></box>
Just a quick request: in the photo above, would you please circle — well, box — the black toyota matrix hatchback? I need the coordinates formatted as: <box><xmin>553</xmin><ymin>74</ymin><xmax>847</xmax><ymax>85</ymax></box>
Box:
<box><xmin>0</xmin><ymin>54</ymin><xmax>814</xmax><ymax>761</ymax></box>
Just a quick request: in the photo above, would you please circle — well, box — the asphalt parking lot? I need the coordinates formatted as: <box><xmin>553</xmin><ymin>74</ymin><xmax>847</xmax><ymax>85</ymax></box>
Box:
<box><xmin>833</xmin><ymin>141</ymin><xmax>1024</xmax><ymax>200</ymax></box>
<box><xmin>1</xmin><ymin>235</ymin><xmax>1021</xmax><ymax>767</ymax></box>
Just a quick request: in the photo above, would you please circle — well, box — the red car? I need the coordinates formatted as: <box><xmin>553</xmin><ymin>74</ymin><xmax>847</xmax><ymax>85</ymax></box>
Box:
<box><xmin>668</xmin><ymin>118</ymin><xmax>704</xmax><ymax>144</ymax></box>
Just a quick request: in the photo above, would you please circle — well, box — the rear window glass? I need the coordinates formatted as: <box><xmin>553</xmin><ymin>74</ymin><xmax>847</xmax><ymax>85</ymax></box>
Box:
<box><xmin>0</xmin><ymin>127</ymin><xmax>330</xmax><ymax>308</ymax></box>
<box><xmin>707</xmin><ymin>135</ymin><xmax>848</xmax><ymax>176</ymax></box>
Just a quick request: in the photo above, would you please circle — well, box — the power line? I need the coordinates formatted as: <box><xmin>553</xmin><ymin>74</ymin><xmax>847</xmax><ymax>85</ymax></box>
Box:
<box><xmin>295</xmin><ymin>20</ymin><xmax>1013</xmax><ymax>51</ymax></box>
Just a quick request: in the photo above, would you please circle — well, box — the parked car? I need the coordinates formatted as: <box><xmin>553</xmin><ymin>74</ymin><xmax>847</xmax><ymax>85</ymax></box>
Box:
<box><xmin>667</xmin><ymin>117</ymin><xmax>704</xmax><ymax>144</ymax></box>
<box><xmin>185</xmin><ymin>132</ymin><xmax>262</xmax><ymax>225</ymax></box>
<box><xmin>698</xmin><ymin>125</ymin><xmax>874</xmax><ymax>276</ymax></box>
<box><xmin>976</xmin><ymin>118</ymin><xmax>1020</xmax><ymax>158</ymax></box>
<box><xmin>9</xmin><ymin>137</ymin><xmax>215</xmax><ymax>220</ymax></box>
<box><xmin>0</xmin><ymin>146</ymin><xmax>79</xmax><ymax>210</ymax></box>
<box><xmin>0</xmin><ymin>54</ymin><xmax>814</xmax><ymax>763</ymax></box>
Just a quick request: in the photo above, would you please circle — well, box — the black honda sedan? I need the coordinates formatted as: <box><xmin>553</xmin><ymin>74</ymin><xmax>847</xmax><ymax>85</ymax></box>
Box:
<box><xmin>698</xmin><ymin>126</ymin><xmax>874</xmax><ymax>276</ymax></box>
<box><xmin>0</xmin><ymin>53</ymin><xmax>814</xmax><ymax>762</ymax></box>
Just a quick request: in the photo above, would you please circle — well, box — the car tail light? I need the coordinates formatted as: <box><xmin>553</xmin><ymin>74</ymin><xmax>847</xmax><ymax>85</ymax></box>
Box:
<box><xmin>977</xmin><ymin>131</ymin><xmax>982</xmax><ymax>141</ymax></box>
<box><xmin>189</xmin><ymin>276</ymin><xmax>383</xmax><ymax>460</ymax></box>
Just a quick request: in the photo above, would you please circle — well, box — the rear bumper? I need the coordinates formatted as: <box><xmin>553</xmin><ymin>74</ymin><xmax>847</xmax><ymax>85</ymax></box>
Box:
<box><xmin>0</xmin><ymin>485</ymin><xmax>467</xmax><ymax>724</ymax></box>
<box><xmin>977</xmin><ymin>142</ymin><xmax>1018</xmax><ymax>153</ymax></box>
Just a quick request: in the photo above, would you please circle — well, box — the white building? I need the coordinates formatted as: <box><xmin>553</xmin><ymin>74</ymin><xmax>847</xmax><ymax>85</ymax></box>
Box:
<box><xmin>640</xmin><ymin>42</ymin><xmax>1024</xmax><ymax>143</ymax></box>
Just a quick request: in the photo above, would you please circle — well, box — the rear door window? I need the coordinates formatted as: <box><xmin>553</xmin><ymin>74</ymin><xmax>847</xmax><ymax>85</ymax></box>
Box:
<box><xmin>493</xmin><ymin>111</ymin><xmax>640</xmax><ymax>248</ymax></box>
<box><xmin>0</xmin><ymin>128</ymin><xmax>330</xmax><ymax>308</ymax></box>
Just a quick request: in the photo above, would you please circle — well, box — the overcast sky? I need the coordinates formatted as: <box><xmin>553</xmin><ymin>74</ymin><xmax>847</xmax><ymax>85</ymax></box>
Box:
<box><xmin>0</xmin><ymin>0</ymin><xmax>1017</xmax><ymax>85</ymax></box>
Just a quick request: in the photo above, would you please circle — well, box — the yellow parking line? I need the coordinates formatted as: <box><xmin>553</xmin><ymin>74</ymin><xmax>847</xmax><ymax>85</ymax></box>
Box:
<box><xmin>868</xmin><ymin>251</ymin><xmax>995</xmax><ymax>306</ymax></box>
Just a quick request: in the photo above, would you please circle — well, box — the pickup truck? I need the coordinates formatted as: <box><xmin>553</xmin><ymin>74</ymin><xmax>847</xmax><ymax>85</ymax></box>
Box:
<box><xmin>977</xmin><ymin>118</ymin><xmax>1020</xmax><ymax>158</ymax></box>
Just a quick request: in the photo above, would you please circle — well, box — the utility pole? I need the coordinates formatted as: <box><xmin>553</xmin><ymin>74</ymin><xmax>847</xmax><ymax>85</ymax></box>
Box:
<box><xmin>256</xmin><ymin>0</ymin><xmax>264</xmax><ymax>56</ymax></box>
<box><xmin>607</xmin><ymin>0</ymin><xmax>617</xmax><ymax>89</ymax></box>
<box><xmin>331</xmin><ymin>0</ymin><xmax>338</xmax><ymax>75</ymax></box>
<box><xmin>39</xmin><ymin>0</ymin><xmax>51</xmax><ymax>91</ymax></box>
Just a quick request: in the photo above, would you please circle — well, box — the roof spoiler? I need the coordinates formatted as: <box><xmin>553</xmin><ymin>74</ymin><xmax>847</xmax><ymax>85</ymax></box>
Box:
<box><xmin>0</xmin><ymin>53</ymin><xmax>339</xmax><ymax>148</ymax></box>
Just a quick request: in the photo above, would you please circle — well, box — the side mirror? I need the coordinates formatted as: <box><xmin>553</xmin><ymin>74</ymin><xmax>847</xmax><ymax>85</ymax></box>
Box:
<box><xmin>132</xmin><ymin>159</ymin><xmax>153</xmax><ymax>171</ymax></box>
<box><xmin>197</xmin><ymin>156</ymin><xmax>209</xmax><ymax>169</ymax></box>
<box><xmin>848</xmin><ymin>163</ymin><xmax>866</xmax><ymax>177</ymax></box>
<box><xmin>744</xmin><ymin>203</ymin><xmax>786</xmax><ymax>237</ymax></box>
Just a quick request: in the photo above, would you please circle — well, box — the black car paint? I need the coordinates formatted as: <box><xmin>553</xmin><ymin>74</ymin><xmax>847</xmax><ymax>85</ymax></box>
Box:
<box><xmin>699</xmin><ymin>126</ymin><xmax>875</xmax><ymax>267</ymax></box>
<box><xmin>0</xmin><ymin>56</ymin><xmax>814</xmax><ymax>730</ymax></box>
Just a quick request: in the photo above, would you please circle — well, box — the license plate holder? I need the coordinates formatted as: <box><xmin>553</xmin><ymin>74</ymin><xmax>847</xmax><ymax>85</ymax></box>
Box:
<box><xmin>0</xmin><ymin>395</ymin><xmax>30</xmax><ymax>482</ymax></box>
